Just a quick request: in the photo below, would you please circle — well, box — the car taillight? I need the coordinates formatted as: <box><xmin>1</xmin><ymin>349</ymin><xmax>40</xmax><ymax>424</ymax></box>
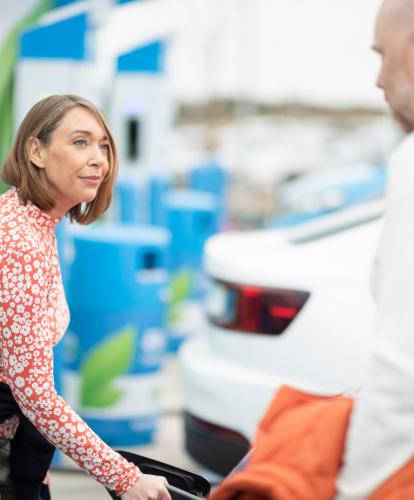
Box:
<box><xmin>205</xmin><ymin>279</ymin><xmax>310</xmax><ymax>335</ymax></box>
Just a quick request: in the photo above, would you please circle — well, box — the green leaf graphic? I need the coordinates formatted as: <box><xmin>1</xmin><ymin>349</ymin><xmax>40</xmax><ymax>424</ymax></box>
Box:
<box><xmin>168</xmin><ymin>269</ymin><xmax>193</xmax><ymax>325</ymax></box>
<box><xmin>81</xmin><ymin>325</ymin><xmax>136</xmax><ymax>408</ymax></box>
<box><xmin>83</xmin><ymin>386</ymin><xmax>124</xmax><ymax>408</ymax></box>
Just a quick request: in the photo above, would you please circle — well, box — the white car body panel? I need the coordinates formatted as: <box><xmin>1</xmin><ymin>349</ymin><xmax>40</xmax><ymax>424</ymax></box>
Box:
<box><xmin>179</xmin><ymin>201</ymin><xmax>384</xmax><ymax>441</ymax></box>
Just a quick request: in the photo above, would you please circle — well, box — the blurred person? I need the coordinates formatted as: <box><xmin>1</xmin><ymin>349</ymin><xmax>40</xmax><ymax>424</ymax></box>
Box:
<box><xmin>336</xmin><ymin>0</ymin><xmax>414</xmax><ymax>497</ymax></box>
<box><xmin>0</xmin><ymin>95</ymin><xmax>170</xmax><ymax>500</ymax></box>
<box><xmin>211</xmin><ymin>1</ymin><xmax>414</xmax><ymax>499</ymax></box>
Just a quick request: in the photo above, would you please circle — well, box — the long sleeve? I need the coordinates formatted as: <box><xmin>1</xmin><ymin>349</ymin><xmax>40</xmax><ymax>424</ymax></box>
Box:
<box><xmin>336</xmin><ymin>134</ymin><xmax>414</xmax><ymax>498</ymax></box>
<box><xmin>0</xmin><ymin>215</ymin><xmax>140</xmax><ymax>495</ymax></box>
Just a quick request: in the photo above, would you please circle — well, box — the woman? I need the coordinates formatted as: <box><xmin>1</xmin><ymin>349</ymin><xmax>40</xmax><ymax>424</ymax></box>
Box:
<box><xmin>0</xmin><ymin>94</ymin><xmax>171</xmax><ymax>500</ymax></box>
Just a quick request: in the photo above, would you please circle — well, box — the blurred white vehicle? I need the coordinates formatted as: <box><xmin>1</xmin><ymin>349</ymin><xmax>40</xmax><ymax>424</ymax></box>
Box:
<box><xmin>179</xmin><ymin>200</ymin><xmax>384</xmax><ymax>475</ymax></box>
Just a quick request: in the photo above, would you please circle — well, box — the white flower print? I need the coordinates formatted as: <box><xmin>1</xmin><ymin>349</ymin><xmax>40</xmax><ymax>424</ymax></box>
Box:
<box><xmin>15</xmin><ymin>377</ymin><xmax>25</xmax><ymax>388</ymax></box>
<box><xmin>0</xmin><ymin>189</ymin><xmax>139</xmax><ymax>495</ymax></box>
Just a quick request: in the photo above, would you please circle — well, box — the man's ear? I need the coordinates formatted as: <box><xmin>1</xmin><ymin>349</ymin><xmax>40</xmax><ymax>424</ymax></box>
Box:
<box><xmin>27</xmin><ymin>137</ymin><xmax>46</xmax><ymax>168</ymax></box>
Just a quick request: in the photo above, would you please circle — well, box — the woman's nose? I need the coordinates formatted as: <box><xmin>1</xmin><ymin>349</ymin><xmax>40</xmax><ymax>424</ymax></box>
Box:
<box><xmin>89</xmin><ymin>146</ymin><xmax>107</xmax><ymax>165</ymax></box>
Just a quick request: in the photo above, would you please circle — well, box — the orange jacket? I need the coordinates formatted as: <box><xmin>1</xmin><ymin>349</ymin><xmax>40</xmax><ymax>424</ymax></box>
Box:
<box><xmin>210</xmin><ymin>385</ymin><xmax>414</xmax><ymax>500</ymax></box>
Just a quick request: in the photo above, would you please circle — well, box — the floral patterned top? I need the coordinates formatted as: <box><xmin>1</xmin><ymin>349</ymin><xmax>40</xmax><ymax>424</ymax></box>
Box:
<box><xmin>0</xmin><ymin>188</ymin><xmax>140</xmax><ymax>495</ymax></box>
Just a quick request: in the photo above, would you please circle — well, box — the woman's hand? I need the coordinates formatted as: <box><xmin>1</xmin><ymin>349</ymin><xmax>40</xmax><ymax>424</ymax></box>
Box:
<box><xmin>120</xmin><ymin>474</ymin><xmax>171</xmax><ymax>500</ymax></box>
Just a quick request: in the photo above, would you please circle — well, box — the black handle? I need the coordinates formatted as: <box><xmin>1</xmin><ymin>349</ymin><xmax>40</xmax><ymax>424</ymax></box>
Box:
<box><xmin>167</xmin><ymin>484</ymin><xmax>205</xmax><ymax>499</ymax></box>
<box><xmin>106</xmin><ymin>450</ymin><xmax>210</xmax><ymax>499</ymax></box>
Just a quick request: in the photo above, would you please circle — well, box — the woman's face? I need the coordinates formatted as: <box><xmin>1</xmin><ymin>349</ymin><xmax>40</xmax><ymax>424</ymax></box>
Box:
<box><xmin>31</xmin><ymin>106</ymin><xmax>110</xmax><ymax>217</ymax></box>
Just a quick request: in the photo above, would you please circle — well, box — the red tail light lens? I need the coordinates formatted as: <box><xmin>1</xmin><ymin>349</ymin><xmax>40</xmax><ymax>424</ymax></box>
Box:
<box><xmin>205</xmin><ymin>279</ymin><xmax>310</xmax><ymax>335</ymax></box>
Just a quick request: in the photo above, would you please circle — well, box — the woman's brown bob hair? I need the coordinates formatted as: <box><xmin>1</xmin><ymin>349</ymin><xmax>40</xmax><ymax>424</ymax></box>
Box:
<box><xmin>1</xmin><ymin>94</ymin><xmax>118</xmax><ymax>224</ymax></box>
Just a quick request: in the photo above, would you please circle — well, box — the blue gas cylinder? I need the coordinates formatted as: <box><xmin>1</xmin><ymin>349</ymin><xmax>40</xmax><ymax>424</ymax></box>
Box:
<box><xmin>188</xmin><ymin>160</ymin><xmax>228</xmax><ymax>228</ymax></box>
<box><xmin>149</xmin><ymin>171</ymin><xmax>171</xmax><ymax>227</ymax></box>
<box><xmin>65</xmin><ymin>223</ymin><xmax>170</xmax><ymax>446</ymax></box>
<box><xmin>115</xmin><ymin>173</ymin><xmax>149</xmax><ymax>224</ymax></box>
<box><xmin>164</xmin><ymin>190</ymin><xmax>220</xmax><ymax>351</ymax></box>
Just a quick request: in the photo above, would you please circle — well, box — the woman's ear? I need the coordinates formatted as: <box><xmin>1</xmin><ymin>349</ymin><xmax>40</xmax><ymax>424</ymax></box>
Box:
<box><xmin>27</xmin><ymin>137</ymin><xmax>45</xmax><ymax>168</ymax></box>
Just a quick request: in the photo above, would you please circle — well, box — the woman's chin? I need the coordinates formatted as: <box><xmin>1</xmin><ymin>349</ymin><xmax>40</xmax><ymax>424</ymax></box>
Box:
<box><xmin>81</xmin><ymin>188</ymin><xmax>99</xmax><ymax>204</ymax></box>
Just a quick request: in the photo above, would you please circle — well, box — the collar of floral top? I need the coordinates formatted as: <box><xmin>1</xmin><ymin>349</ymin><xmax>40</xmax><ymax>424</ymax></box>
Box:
<box><xmin>11</xmin><ymin>187</ymin><xmax>62</xmax><ymax>232</ymax></box>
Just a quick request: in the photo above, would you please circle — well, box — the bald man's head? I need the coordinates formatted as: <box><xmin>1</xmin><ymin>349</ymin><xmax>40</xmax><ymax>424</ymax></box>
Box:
<box><xmin>374</xmin><ymin>0</ymin><xmax>414</xmax><ymax>132</ymax></box>
<box><xmin>379</xmin><ymin>0</ymin><xmax>414</xmax><ymax>33</ymax></box>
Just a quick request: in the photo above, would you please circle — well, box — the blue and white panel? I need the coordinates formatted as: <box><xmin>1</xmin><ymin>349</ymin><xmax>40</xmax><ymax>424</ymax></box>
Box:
<box><xmin>15</xmin><ymin>8</ymin><xmax>98</xmax><ymax>127</ymax></box>
<box><xmin>109</xmin><ymin>39</ymin><xmax>175</xmax><ymax>171</ymax></box>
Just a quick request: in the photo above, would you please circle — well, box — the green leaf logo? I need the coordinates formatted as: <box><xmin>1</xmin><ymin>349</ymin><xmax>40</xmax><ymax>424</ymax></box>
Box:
<box><xmin>168</xmin><ymin>269</ymin><xmax>193</xmax><ymax>325</ymax></box>
<box><xmin>80</xmin><ymin>325</ymin><xmax>136</xmax><ymax>408</ymax></box>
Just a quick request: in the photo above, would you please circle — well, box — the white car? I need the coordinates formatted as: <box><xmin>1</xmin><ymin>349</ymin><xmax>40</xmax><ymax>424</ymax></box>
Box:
<box><xmin>179</xmin><ymin>200</ymin><xmax>384</xmax><ymax>475</ymax></box>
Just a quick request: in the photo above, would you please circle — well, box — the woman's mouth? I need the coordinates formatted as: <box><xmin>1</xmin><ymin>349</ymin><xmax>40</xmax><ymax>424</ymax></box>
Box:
<box><xmin>79</xmin><ymin>175</ymin><xmax>101</xmax><ymax>186</ymax></box>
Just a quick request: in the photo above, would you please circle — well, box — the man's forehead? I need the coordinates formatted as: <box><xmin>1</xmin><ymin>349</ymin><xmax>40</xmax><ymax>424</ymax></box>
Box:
<box><xmin>373</xmin><ymin>0</ymin><xmax>413</xmax><ymax>49</ymax></box>
<box><xmin>377</xmin><ymin>0</ymin><xmax>414</xmax><ymax>29</ymax></box>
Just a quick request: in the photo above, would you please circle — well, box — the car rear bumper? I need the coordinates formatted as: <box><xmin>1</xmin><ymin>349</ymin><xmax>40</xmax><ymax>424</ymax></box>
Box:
<box><xmin>184</xmin><ymin>411</ymin><xmax>250</xmax><ymax>476</ymax></box>
<box><xmin>179</xmin><ymin>335</ymin><xmax>281</xmax><ymax>443</ymax></box>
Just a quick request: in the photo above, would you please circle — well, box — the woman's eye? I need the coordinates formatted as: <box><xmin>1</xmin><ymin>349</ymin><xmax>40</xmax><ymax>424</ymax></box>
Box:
<box><xmin>99</xmin><ymin>143</ymin><xmax>110</xmax><ymax>152</ymax></box>
<box><xmin>74</xmin><ymin>139</ymin><xmax>87</xmax><ymax>146</ymax></box>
